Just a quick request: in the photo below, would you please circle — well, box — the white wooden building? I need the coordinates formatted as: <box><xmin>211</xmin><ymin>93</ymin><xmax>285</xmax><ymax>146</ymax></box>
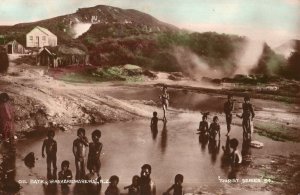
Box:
<box><xmin>26</xmin><ymin>26</ymin><xmax>57</xmax><ymax>48</ymax></box>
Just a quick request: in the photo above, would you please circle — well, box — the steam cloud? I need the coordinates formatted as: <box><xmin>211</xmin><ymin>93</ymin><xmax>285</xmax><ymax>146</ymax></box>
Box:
<box><xmin>72</xmin><ymin>23</ymin><xmax>92</xmax><ymax>38</ymax></box>
<box><xmin>234</xmin><ymin>39</ymin><xmax>264</xmax><ymax>75</ymax></box>
<box><xmin>173</xmin><ymin>46</ymin><xmax>224</xmax><ymax>79</ymax></box>
<box><xmin>173</xmin><ymin>40</ymin><xmax>266</xmax><ymax>79</ymax></box>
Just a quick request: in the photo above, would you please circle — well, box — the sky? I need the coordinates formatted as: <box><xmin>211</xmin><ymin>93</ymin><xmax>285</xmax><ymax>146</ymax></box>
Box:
<box><xmin>0</xmin><ymin>0</ymin><xmax>299</xmax><ymax>47</ymax></box>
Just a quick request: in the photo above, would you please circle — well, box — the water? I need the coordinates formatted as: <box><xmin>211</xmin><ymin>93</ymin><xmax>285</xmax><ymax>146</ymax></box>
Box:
<box><xmin>102</xmin><ymin>86</ymin><xmax>226</xmax><ymax>113</ymax></box>
<box><xmin>1</xmin><ymin>113</ymin><xmax>299</xmax><ymax>195</ymax></box>
<box><xmin>1</xmin><ymin>86</ymin><xmax>300</xmax><ymax>194</ymax></box>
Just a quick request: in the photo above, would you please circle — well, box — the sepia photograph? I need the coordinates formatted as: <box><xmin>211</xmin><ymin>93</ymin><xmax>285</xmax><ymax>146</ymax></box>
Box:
<box><xmin>0</xmin><ymin>0</ymin><xmax>299</xmax><ymax>194</ymax></box>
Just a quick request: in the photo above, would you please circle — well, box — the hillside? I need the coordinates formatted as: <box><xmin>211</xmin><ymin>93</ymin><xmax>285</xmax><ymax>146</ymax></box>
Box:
<box><xmin>0</xmin><ymin>5</ymin><xmax>177</xmax><ymax>45</ymax></box>
<box><xmin>2</xmin><ymin>4</ymin><xmax>297</xmax><ymax>80</ymax></box>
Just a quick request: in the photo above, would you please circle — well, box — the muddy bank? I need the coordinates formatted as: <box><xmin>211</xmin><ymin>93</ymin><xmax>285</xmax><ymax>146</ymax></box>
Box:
<box><xmin>0</xmin><ymin>64</ymin><xmax>162</xmax><ymax>136</ymax></box>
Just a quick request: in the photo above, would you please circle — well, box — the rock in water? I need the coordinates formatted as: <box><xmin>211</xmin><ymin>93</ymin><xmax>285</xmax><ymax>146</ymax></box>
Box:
<box><xmin>250</xmin><ymin>140</ymin><xmax>264</xmax><ymax>148</ymax></box>
<box><xmin>24</xmin><ymin>152</ymin><xmax>35</xmax><ymax>168</ymax></box>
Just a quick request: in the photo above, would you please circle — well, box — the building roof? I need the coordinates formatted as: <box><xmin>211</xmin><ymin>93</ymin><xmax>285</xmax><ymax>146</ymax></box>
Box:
<box><xmin>28</xmin><ymin>26</ymin><xmax>57</xmax><ymax>37</ymax></box>
<box><xmin>5</xmin><ymin>40</ymin><xmax>24</xmax><ymax>47</ymax></box>
<box><xmin>39</xmin><ymin>45</ymin><xmax>86</xmax><ymax>56</ymax></box>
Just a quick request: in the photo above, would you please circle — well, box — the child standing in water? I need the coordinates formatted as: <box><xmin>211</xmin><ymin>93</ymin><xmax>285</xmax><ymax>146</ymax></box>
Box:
<box><xmin>105</xmin><ymin>175</ymin><xmax>120</xmax><ymax>195</ymax></box>
<box><xmin>224</xmin><ymin>95</ymin><xmax>234</xmax><ymax>136</ymax></box>
<box><xmin>58</xmin><ymin>160</ymin><xmax>72</xmax><ymax>191</ymax></box>
<box><xmin>237</xmin><ymin>96</ymin><xmax>255</xmax><ymax>140</ymax></box>
<box><xmin>150</xmin><ymin>112</ymin><xmax>159</xmax><ymax>132</ymax></box>
<box><xmin>160</xmin><ymin>86</ymin><xmax>169</xmax><ymax>122</ymax></box>
<box><xmin>73</xmin><ymin>128</ymin><xmax>89</xmax><ymax>179</ymax></box>
<box><xmin>229</xmin><ymin>138</ymin><xmax>242</xmax><ymax>165</ymax></box>
<box><xmin>124</xmin><ymin>175</ymin><xmax>140</xmax><ymax>195</ymax></box>
<box><xmin>198</xmin><ymin>112</ymin><xmax>209</xmax><ymax>135</ymax></box>
<box><xmin>42</xmin><ymin>130</ymin><xmax>57</xmax><ymax>172</ymax></box>
<box><xmin>208</xmin><ymin>116</ymin><xmax>221</xmax><ymax>141</ymax></box>
<box><xmin>163</xmin><ymin>174</ymin><xmax>184</xmax><ymax>195</ymax></box>
<box><xmin>87</xmin><ymin>129</ymin><xmax>103</xmax><ymax>177</ymax></box>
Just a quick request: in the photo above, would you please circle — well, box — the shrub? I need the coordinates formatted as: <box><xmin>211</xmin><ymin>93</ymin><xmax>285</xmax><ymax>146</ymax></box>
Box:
<box><xmin>0</xmin><ymin>47</ymin><xmax>9</xmax><ymax>73</ymax></box>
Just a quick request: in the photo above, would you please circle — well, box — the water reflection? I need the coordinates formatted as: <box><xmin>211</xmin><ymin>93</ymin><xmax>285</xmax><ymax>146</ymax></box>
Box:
<box><xmin>0</xmin><ymin>141</ymin><xmax>21</xmax><ymax>194</ymax></box>
<box><xmin>151</xmin><ymin>127</ymin><xmax>158</xmax><ymax>140</ymax></box>
<box><xmin>208</xmin><ymin>139</ymin><xmax>220</xmax><ymax>164</ymax></box>
<box><xmin>241</xmin><ymin>139</ymin><xmax>252</xmax><ymax>166</ymax></box>
<box><xmin>198</xmin><ymin>134</ymin><xmax>209</xmax><ymax>152</ymax></box>
<box><xmin>221</xmin><ymin>136</ymin><xmax>231</xmax><ymax>174</ymax></box>
<box><xmin>160</xmin><ymin>122</ymin><xmax>168</xmax><ymax>154</ymax></box>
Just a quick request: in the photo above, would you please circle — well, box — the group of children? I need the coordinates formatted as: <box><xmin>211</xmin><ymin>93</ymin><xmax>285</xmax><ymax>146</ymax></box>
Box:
<box><xmin>41</xmin><ymin>128</ymin><xmax>103</xmax><ymax>193</ymax></box>
<box><xmin>196</xmin><ymin>94</ymin><xmax>255</xmax><ymax>167</ymax></box>
<box><xmin>198</xmin><ymin>114</ymin><xmax>221</xmax><ymax>141</ymax></box>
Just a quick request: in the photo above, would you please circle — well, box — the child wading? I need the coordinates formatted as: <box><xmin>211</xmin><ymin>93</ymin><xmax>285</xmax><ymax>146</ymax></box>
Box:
<box><xmin>105</xmin><ymin>175</ymin><xmax>120</xmax><ymax>195</ymax></box>
<box><xmin>160</xmin><ymin>86</ymin><xmax>169</xmax><ymax>122</ymax></box>
<box><xmin>229</xmin><ymin>138</ymin><xmax>242</xmax><ymax>165</ymax></box>
<box><xmin>224</xmin><ymin>95</ymin><xmax>234</xmax><ymax>136</ymax></box>
<box><xmin>124</xmin><ymin>175</ymin><xmax>140</xmax><ymax>195</ymax></box>
<box><xmin>198</xmin><ymin>112</ymin><xmax>209</xmax><ymax>136</ymax></box>
<box><xmin>58</xmin><ymin>160</ymin><xmax>72</xmax><ymax>192</ymax></box>
<box><xmin>42</xmin><ymin>130</ymin><xmax>57</xmax><ymax>173</ymax></box>
<box><xmin>163</xmin><ymin>174</ymin><xmax>184</xmax><ymax>195</ymax></box>
<box><xmin>237</xmin><ymin>96</ymin><xmax>255</xmax><ymax>140</ymax></box>
<box><xmin>150</xmin><ymin>111</ymin><xmax>159</xmax><ymax>132</ymax></box>
<box><xmin>208</xmin><ymin>116</ymin><xmax>221</xmax><ymax>141</ymax></box>
<box><xmin>0</xmin><ymin>93</ymin><xmax>15</xmax><ymax>142</ymax></box>
<box><xmin>87</xmin><ymin>129</ymin><xmax>103</xmax><ymax>177</ymax></box>
<box><xmin>73</xmin><ymin>128</ymin><xmax>89</xmax><ymax>179</ymax></box>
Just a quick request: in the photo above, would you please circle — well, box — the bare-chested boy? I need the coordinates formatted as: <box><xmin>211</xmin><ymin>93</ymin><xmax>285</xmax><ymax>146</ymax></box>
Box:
<box><xmin>73</xmin><ymin>128</ymin><xmax>89</xmax><ymax>179</ymax></box>
<box><xmin>42</xmin><ymin>130</ymin><xmax>57</xmax><ymax>172</ymax></box>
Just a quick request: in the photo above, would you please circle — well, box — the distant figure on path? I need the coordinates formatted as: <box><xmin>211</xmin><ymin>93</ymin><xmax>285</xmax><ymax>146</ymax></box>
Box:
<box><xmin>224</xmin><ymin>95</ymin><xmax>234</xmax><ymax>136</ymax></box>
<box><xmin>0</xmin><ymin>93</ymin><xmax>15</xmax><ymax>142</ymax></box>
<box><xmin>73</xmin><ymin>128</ymin><xmax>89</xmax><ymax>179</ymax></box>
<box><xmin>160</xmin><ymin>86</ymin><xmax>169</xmax><ymax>122</ymax></box>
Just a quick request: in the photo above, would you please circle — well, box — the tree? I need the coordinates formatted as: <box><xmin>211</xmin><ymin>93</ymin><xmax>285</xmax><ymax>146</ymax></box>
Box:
<box><xmin>285</xmin><ymin>51</ymin><xmax>300</xmax><ymax>80</ymax></box>
<box><xmin>0</xmin><ymin>47</ymin><xmax>9</xmax><ymax>73</ymax></box>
